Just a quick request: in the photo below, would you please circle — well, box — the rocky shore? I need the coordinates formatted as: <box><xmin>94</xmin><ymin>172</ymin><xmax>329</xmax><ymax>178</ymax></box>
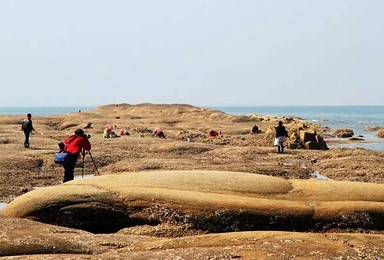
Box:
<box><xmin>1</xmin><ymin>103</ymin><xmax>384</xmax><ymax>259</ymax></box>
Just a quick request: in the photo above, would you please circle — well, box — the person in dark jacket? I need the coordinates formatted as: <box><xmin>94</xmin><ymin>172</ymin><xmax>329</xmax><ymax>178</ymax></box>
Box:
<box><xmin>62</xmin><ymin>129</ymin><xmax>91</xmax><ymax>183</ymax></box>
<box><xmin>21</xmin><ymin>113</ymin><xmax>35</xmax><ymax>148</ymax></box>
<box><xmin>275</xmin><ymin>121</ymin><xmax>288</xmax><ymax>153</ymax></box>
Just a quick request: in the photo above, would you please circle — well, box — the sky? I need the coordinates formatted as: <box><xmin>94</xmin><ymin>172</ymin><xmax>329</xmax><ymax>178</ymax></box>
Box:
<box><xmin>0</xmin><ymin>0</ymin><xmax>383</xmax><ymax>107</ymax></box>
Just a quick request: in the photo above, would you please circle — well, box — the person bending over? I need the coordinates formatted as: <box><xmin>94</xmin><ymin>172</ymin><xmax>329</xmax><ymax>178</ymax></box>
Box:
<box><xmin>153</xmin><ymin>127</ymin><xmax>166</xmax><ymax>138</ymax></box>
<box><xmin>62</xmin><ymin>129</ymin><xmax>91</xmax><ymax>183</ymax></box>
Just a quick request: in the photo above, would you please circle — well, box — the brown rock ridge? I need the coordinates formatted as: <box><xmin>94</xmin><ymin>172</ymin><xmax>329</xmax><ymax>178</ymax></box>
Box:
<box><xmin>2</xmin><ymin>214</ymin><xmax>384</xmax><ymax>259</ymax></box>
<box><xmin>3</xmin><ymin>170</ymin><xmax>384</xmax><ymax>233</ymax></box>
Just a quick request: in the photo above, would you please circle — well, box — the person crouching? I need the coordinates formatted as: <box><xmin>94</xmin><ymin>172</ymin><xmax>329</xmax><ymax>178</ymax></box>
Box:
<box><xmin>62</xmin><ymin>129</ymin><xmax>91</xmax><ymax>183</ymax></box>
<box><xmin>153</xmin><ymin>127</ymin><xmax>166</xmax><ymax>138</ymax></box>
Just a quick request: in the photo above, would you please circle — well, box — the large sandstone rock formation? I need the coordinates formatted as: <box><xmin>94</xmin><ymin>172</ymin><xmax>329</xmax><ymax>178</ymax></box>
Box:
<box><xmin>3</xmin><ymin>170</ymin><xmax>384</xmax><ymax>233</ymax></box>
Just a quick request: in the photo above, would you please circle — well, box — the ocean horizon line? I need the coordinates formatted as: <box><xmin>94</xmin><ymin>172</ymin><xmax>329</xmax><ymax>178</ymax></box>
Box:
<box><xmin>1</xmin><ymin>104</ymin><xmax>384</xmax><ymax>108</ymax></box>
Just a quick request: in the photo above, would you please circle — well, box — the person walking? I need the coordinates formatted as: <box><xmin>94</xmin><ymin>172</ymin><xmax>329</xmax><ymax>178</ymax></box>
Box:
<box><xmin>275</xmin><ymin>121</ymin><xmax>288</xmax><ymax>154</ymax></box>
<box><xmin>61</xmin><ymin>129</ymin><xmax>91</xmax><ymax>183</ymax></box>
<box><xmin>21</xmin><ymin>113</ymin><xmax>35</xmax><ymax>148</ymax></box>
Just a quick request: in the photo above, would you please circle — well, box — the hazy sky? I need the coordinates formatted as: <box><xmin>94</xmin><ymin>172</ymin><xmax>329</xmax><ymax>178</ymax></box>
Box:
<box><xmin>1</xmin><ymin>0</ymin><xmax>383</xmax><ymax>107</ymax></box>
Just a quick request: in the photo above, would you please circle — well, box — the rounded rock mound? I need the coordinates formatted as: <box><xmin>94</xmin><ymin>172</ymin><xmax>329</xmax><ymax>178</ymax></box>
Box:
<box><xmin>3</xmin><ymin>170</ymin><xmax>384</xmax><ymax>233</ymax></box>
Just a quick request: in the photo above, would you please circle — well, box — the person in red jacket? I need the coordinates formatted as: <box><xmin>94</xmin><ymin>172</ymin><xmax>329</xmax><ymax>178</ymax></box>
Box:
<box><xmin>62</xmin><ymin>129</ymin><xmax>91</xmax><ymax>183</ymax></box>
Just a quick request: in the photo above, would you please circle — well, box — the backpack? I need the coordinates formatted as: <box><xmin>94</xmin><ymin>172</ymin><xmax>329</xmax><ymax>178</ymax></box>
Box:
<box><xmin>54</xmin><ymin>152</ymin><xmax>70</xmax><ymax>164</ymax></box>
<box><xmin>53</xmin><ymin>136</ymin><xmax>76</xmax><ymax>164</ymax></box>
<box><xmin>21</xmin><ymin>119</ymin><xmax>29</xmax><ymax>131</ymax></box>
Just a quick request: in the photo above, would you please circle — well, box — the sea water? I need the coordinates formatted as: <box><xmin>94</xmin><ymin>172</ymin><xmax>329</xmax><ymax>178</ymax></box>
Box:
<box><xmin>211</xmin><ymin>106</ymin><xmax>384</xmax><ymax>151</ymax></box>
<box><xmin>0</xmin><ymin>107</ymin><xmax>94</xmax><ymax>116</ymax></box>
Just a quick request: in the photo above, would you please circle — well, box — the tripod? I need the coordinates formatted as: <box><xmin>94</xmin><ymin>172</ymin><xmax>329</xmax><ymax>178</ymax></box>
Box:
<box><xmin>81</xmin><ymin>149</ymin><xmax>100</xmax><ymax>177</ymax></box>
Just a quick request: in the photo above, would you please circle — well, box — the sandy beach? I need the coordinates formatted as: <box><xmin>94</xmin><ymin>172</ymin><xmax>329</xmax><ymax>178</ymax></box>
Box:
<box><xmin>1</xmin><ymin>103</ymin><xmax>384</xmax><ymax>259</ymax></box>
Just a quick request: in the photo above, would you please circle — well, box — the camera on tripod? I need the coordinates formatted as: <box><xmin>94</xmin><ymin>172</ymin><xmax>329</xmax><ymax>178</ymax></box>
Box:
<box><xmin>80</xmin><ymin>148</ymin><xmax>100</xmax><ymax>176</ymax></box>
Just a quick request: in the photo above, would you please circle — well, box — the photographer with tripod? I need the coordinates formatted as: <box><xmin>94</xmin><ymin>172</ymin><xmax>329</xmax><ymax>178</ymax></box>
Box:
<box><xmin>61</xmin><ymin>129</ymin><xmax>91</xmax><ymax>183</ymax></box>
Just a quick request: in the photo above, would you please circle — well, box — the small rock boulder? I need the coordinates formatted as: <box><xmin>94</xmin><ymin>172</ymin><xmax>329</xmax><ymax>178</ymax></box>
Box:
<box><xmin>316</xmin><ymin>135</ymin><xmax>328</xmax><ymax>150</ymax></box>
<box><xmin>365</xmin><ymin>126</ymin><xmax>384</xmax><ymax>132</ymax></box>
<box><xmin>377</xmin><ymin>129</ymin><xmax>384</xmax><ymax>138</ymax></box>
<box><xmin>332</xmin><ymin>129</ymin><xmax>354</xmax><ymax>138</ymax></box>
<box><xmin>288</xmin><ymin>141</ymin><xmax>300</xmax><ymax>149</ymax></box>
<box><xmin>349</xmin><ymin>137</ymin><xmax>364</xmax><ymax>141</ymax></box>
<box><xmin>305</xmin><ymin>141</ymin><xmax>319</xmax><ymax>150</ymax></box>
<box><xmin>299</xmin><ymin>130</ymin><xmax>317</xmax><ymax>143</ymax></box>
<box><xmin>297</xmin><ymin>130</ymin><xmax>328</xmax><ymax>150</ymax></box>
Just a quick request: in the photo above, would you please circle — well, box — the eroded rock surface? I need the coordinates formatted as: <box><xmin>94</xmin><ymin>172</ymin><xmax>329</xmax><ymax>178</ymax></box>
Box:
<box><xmin>3</xmin><ymin>170</ymin><xmax>384</xmax><ymax>234</ymax></box>
<box><xmin>2</xmin><ymin>215</ymin><xmax>384</xmax><ymax>259</ymax></box>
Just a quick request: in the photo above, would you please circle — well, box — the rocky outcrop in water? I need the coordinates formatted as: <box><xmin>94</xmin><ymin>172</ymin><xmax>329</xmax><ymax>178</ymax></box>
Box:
<box><xmin>287</xmin><ymin>129</ymin><xmax>328</xmax><ymax>150</ymax></box>
<box><xmin>332</xmin><ymin>129</ymin><xmax>354</xmax><ymax>138</ymax></box>
<box><xmin>365</xmin><ymin>126</ymin><xmax>384</xmax><ymax>131</ymax></box>
<box><xmin>376</xmin><ymin>129</ymin><xmax>384</xmax><ymax>138</ymax></box>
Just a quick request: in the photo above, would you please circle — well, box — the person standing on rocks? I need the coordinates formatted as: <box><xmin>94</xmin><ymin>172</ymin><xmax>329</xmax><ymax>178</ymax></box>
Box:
<box><xmin>21</xmin><ymin>113</ymin><xmax>35</xmax><ymax>148</ymax></box>
<box><xmin>62</xmin><ymin>129</ymin><xmax>91</xmax><ymax>183</ymax></box>
<box><xmin>275</xmin><ymin>121</ymin><xmax>288</xmax><ymax>154</ymax></box>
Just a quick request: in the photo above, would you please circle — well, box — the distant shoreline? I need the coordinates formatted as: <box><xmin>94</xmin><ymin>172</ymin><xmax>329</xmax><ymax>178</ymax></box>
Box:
<box><xmin>0</xmin><ymin>107</ymin><xmax>95</xmax><ymax>116</ymax></box>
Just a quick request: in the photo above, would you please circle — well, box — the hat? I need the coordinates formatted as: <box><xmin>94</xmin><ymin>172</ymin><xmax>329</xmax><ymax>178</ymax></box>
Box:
<box><xmin>75</xmin><ymin>129</ymin><xmax>84</xmax><ymax>136</ymax></box>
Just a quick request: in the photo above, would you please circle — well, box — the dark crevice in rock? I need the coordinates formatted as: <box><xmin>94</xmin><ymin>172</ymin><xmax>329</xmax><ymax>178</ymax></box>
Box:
<box><xmin>122</xmin><ymin>205</ymin><xmax>384</xmax><ymax>235</ymax></box>
<box><xmin>26</xmin><ymin>200</ymin><xmax>130</xmax><ymax>234</ymax></box>
<box><xmin>23</xmin><ymin>202</ymin><xmax>384</xmax><ymax>235</ymax></box>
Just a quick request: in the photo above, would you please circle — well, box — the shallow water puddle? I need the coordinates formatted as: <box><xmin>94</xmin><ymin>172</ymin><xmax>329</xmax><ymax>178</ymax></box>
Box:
<box><xmin>0</xmin><ymin>202</ymin><xmax>7</xmax><ymax>211</ymax></box>
<box><xmin>312</xmin><ymin>171</ymin><xmax>330</xmax><ymax>180</ymax></box>
<box><xmin>74</xmin><ymin>174</ymin><xmax>95</xmax><ymax>180</ymax></box>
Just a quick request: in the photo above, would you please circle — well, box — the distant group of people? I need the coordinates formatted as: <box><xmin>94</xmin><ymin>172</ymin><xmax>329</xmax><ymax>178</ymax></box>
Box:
<box><xmin>20</xmin><ymin>112</ymin><xmax>289</xmax><ymax>185</ymax></box>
